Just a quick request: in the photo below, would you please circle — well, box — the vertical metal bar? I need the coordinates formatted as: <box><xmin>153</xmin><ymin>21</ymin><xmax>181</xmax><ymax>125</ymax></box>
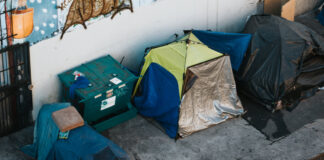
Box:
<box><xmin>0</xmin><ymin>93</ymin><xmax>3</xmax><ymax>135</ymax></box>
<box><xmin>26</xmin><ymin>43</ymin><xmax>31</xmax><ymax>81</ymax></box>
<box><xmin>5</xmin><ymin>0</ymin><xmax>16</xmax><ymax>132</ymax></box>
<box><xmin>19</xmin><ymin>45</ymin><xmax>24</xmax><ymax>81</ymax></box>
<box><xmin>4</xmin><ymin>51</ymin><xmax>8</xmax><ymax>85</ymax></box>
<box><xmin>3</xmin><ymin>92</ymin><xmax>7</xmax><ymax>134</ymax></box>
<box><xmin>0</xmin><ymin>8</ymin><xmax>3</xmax><ymax>49</ymax></box>
<box><xmin>1</xmin><ymin>93</ymin><xmax>4</xmax><ymax>135</ymax></box>
<box><xmin>0</xmin><ymin>52</ymin><xmax>3</xmax><ymax>86</ymax></box>
<box><xmin>3</xmin><ymin>50</ymin><xmax>9</xmax><ymax>134</ymax></box>
<box><xmin>0</xmin><ymin>51</ymin><xmax>4</xmax><ymax>134</ymax></box>
<box><xmin>0</xmin><ymin>51</ymin><xmax>4</xmax><ymax>135</ymax></box>
<box><xmin>11</xmin><ymin>45</ymin><xmax>17</xmax><ymax>128</ymax></box>
<box><xmin>7</xmin><ymin>92</ymin><xmax>11</xmax><ymax>133</ymax></box>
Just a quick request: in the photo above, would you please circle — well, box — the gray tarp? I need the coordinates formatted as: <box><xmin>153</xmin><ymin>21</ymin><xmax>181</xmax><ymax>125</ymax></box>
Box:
<box><xmin>178</xmin><ymin>56</ymin><xmax>244</xmax><ymax>137</ymax></box>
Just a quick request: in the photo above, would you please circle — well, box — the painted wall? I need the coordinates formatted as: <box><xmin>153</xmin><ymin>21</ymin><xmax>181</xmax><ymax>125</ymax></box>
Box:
<box><xmin>30</xmin><ymin>0</ymin><xmax>262</xmax><ymax>119</ymax></box>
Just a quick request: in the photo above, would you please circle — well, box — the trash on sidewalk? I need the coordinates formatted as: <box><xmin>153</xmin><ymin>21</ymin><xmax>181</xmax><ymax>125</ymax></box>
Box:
<box><xmin>133</xmin><ymin>30</ymin><xmax>250</xmax><ymax>138</ymax></box>
<box><xmin>58</xmin><ymin>55</ymin><xmax>137</xmax><ymax>132</ymax></box>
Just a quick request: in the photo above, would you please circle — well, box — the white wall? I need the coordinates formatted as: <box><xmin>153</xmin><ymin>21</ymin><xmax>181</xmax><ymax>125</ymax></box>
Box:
<box><xmin>30</xmin><ymin>0</ymin><xmax>262</xmax><ymax>119</ymax></box>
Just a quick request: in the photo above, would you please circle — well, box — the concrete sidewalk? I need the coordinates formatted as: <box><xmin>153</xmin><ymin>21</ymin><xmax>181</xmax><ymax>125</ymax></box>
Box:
<box><xmin>1</xmin><ymin>115</ymin><xmax>324</xmax><ymax>160</ymax></box>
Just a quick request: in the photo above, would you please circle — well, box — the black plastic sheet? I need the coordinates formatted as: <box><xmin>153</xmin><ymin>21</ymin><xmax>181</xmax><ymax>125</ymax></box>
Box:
<box><xmin>237</xmin><ymin>15</ymin><xmax>324</xmax><ymax>110</ymax></box>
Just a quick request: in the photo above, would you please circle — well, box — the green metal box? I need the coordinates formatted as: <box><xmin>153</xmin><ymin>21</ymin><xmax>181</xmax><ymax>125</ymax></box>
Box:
<box><xmin>58</xmin><ymin>55</ymin><xmax>137</xmax><ymax>131</ymax></box>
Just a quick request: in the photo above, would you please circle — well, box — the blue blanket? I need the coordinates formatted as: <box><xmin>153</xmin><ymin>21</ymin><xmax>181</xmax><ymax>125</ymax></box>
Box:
<box><xmin>21</xmin><ymin>103</ymin><xmax>71</xmax><ymax>160</ymax></box>
<box><xmin>21</xmin><ymin>103</ymin><xmax>129</xmax><ymax>160</ymax></box>
<box><xmin>47</xmin><ymin>125</ymin><xmax>129</xmax><ymax>160</ymax></box>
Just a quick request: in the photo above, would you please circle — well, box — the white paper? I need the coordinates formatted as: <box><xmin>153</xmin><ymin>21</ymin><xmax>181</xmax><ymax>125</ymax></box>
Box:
<box><xmin>101</xmin><ymin>96</ymin><xmax>116</xmax><ymax>110</ymax></box>
<box><xmin>110</xmin><ymin>77</ymin><xmax>122</xmax><ymax>85</ymax></box>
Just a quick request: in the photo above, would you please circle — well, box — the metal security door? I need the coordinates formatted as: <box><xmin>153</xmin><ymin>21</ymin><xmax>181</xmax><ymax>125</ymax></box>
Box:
<box><xmin>0</xmin><ymin>43</ymin><xmax>33</xmax><ymax>137</ymax></box>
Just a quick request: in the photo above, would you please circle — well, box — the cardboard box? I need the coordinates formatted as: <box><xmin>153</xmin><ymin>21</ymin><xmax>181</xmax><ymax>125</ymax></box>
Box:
<box><xmin>264</xmin><ymin>0</ymin><xmax>296</xmax><ymax>21</ymax></box>
<box><xmin>52</xmin><ymin>106</ymin><xmax>84</xmax><ymax>132</ymax></box>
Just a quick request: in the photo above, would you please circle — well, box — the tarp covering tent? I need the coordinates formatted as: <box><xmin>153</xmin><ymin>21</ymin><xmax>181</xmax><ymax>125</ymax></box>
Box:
<box><xmin>237</xmin><ymin>15</ymin><xmax>324</xmax><ymax>111</ymax></box>
<box><xmin>191</xmin><ymin>30</ymin><xmax>252</xmax><ymax>71</ymax></box>
<box><xmin>178</xmin><ymin>55</ymin><xmax>244</xmax><ymax>137</ymax></box>
<box><xmin>133</xmin><ymin>31</ymin><xmax>245</xmax><ymax>138</ymax></box>
<box><xmin>296</xmin><ymin>3</ymin><xmax>324</xmax><ymax>38</ymax></box>
<box><xmin>318</xmin><ymin>4</ymin><xmax>324</xmax><ymax>26</ymax></box>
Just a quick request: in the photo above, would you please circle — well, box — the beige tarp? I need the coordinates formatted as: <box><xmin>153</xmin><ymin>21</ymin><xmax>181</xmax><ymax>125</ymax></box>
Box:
<box><xmin>178</xmin><ymin>56</ymin><xmax>244</xmax><ymax>137</ymax></box>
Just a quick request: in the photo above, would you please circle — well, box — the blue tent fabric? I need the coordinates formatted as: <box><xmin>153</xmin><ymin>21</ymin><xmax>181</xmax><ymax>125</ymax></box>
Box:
<box><xmin>21</xmin><ymin>103</ymin><xmax>71</xmax><ymax>160</ymax></box>
<box><xmin>134</xmin><ymin>63</ymin><xmax>180</xmax><ymax>138</ymax></box>
<box><xmin>192</xmin><ymin>30</ymin><xmax>252</xmax><ymax>71</ymax></box>
<box><xmin>318</xmin><ymin>7</ymin><xmax>324</xmax><ymax>26</ymax></box>
<box><xmin>46</xmin><ymin>125</ymin><xmax>129</xmax><ymax>160</ymax></box>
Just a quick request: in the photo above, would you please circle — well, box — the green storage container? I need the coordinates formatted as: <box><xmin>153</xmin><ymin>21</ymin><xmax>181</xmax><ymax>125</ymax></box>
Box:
<box><xmin>58</xmin><ymin>55</ymin><xmax>137</xmax><ymax>132</ymax></box>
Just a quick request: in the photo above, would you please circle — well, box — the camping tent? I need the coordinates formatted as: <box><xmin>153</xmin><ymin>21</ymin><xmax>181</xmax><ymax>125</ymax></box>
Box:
<box><xmin>133</xmin><ymin>31</ymin><xmax>248</xmax><ymax>138</ymax></box>
<box><xmin>237</xmin><ymin>15</ymin><xmax>324</xmax><ymax>111</ymax></box>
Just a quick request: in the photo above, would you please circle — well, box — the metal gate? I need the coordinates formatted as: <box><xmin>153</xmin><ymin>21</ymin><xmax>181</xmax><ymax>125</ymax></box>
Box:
<box><xmin>0</xmin><ymin>43</ymin><xmax>32</xmax><ymax>137</ymax></box>
<box><xmin>0</xmin><ymin>0</ymin><xmax>33</xmax><ymax>137</ymax></box>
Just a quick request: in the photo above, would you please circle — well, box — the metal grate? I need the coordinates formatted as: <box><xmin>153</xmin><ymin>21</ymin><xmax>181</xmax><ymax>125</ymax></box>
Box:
<box><xmin>0</xmin><ymin>43</ymin><xmax>33</xmax><ymax>137</ymax></box>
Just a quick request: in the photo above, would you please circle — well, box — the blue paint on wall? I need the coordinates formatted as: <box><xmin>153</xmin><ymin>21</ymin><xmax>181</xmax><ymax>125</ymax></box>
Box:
<box><xmin>25</xmin><ymin>0</ymin><xmax>58</xmax><ymax>45</ymax></box>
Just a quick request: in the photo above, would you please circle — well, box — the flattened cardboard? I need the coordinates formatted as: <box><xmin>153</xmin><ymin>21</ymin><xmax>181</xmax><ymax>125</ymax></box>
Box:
<box><xmin>281</xmin><ymin>0</ymin><xmax>296</xmax><ymax>21</ymax></box>
<box><xmin>52</xmin><ymin>106</ymin><xmax>84</xmax><ymax>132</ymax></box>
<box><xmin>264</xmin><ymin>0</ymin><xmax>296</xmax><ymax>21</ymax></box>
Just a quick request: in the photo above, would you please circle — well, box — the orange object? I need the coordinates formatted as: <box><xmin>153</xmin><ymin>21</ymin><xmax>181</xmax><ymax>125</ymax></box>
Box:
<box><xmin>52</xmin><ymin>106</ymin><xmax>84</xmax><ymax>132</ymax></box>
<box><xmin>12</xmin><ymin>0</ymin><xmax>34</xmax><ymax>39</ymax></box>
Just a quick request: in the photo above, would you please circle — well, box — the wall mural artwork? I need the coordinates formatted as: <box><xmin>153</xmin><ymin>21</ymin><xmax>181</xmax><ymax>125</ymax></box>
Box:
<box><xmin>7</xmin><ymin>0</ymin><xmax>158</xmax><ymax>44</ymax></box>
<box><xmin>25</xmin><ymin>0</ymin><xmax>59</xmax><ymax>44</ymax></box>
<box><xmin>59</xmin><ymin>0</ymin><xmax>133</xmax><ymax>39</ymax></box>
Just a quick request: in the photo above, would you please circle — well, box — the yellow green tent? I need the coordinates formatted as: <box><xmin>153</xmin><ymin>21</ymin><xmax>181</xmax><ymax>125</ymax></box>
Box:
<box><xmin>133</xmin><ymin>31</ymin><xmax>244</xmax><ymax>138</ymax></box>
<box><xmin>134</xmin><ymin>33</ymin><xmax>223</xmax><ymax>97</ymax></box>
